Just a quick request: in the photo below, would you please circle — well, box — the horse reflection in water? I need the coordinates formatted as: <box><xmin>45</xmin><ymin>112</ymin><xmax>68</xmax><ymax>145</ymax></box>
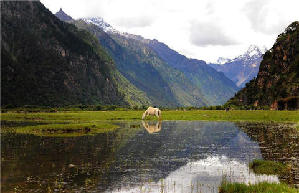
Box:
<box><xmin>142</xmin><ymin>120</ymin><xmax>162</xmax><ymax>134</ymax></box>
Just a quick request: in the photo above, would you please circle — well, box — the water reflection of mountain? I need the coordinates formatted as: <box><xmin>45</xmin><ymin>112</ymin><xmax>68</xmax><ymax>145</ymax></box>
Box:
<box><xmin>102</xmin><ymin>121</ymin><xmax>262</xmax><ymax>192</ymax></box>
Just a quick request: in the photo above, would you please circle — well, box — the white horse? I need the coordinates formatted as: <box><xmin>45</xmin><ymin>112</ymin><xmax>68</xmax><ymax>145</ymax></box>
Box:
<box><xmin>142</xmin><ymin>107</ymin><xmax>161</xmax><ymax>120</ymax></box>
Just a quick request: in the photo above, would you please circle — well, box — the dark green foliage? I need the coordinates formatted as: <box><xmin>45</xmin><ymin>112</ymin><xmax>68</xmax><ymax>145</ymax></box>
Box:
<box><xmin>227</xmin><ymin>21</ymin><xmax>299</xmax><ymax>109</ymax></box>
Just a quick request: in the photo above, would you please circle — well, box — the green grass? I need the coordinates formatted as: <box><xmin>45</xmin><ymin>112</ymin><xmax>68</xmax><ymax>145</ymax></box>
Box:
<box><xmin>1</xmin><ymin>110</ymin><xmax>298</xmax><ymax>136</ymax></box>
<box><xmin>219</xmin><ymin>181</ymin><xmax>298</xmax><ymax>193</ymax></box>
<box><xmin>250</xmin><ymin>159</ymin><xmax>290</xmax><ymax>177</ymax></box>
<box><xmin>2</xmin><ymin>110</ymin><xmax>299</xmax><ymax>122</ymax></box>
<box><xmin>1</xmin><ymin>111</ymin><xmax>120</xmax><ymax>137</ymax></box>
<box><xmin>10</xmin><ymin>122</ymin><xmax>118</xmax><ymax>137</ymax></box>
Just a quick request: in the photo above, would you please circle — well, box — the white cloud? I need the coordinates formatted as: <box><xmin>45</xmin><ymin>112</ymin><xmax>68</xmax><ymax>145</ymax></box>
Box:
<box><xmin>244</xmin><ymin>0</ymin><xmax>293</xmax><ymax>35</ymax></box>
<box><xmin>41</xmin><ymin>0</ymin><xmax>299</xmax><ymax>62</ymax></box>
<box><xmin>113</xmin><ymin>16</ymin><xmax>154</xmax><ymax>28</ymax></box>
<box><xmin>190</xmin><ymin>21</ymin><xmax>238</xmax><ymax>46</ymax></box>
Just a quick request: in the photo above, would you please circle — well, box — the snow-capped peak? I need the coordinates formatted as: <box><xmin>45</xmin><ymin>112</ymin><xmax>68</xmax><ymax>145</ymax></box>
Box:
<box><xmin>216</xmin><ymin>57</ymin><xmax>232</xmax><ymax>65</ymax></box>
<box><xmin>213</xmin><ymin>45</ymin><xmax>266</xmax><ymax>65</ymax></box>
<box><xmin>80</xmin><ymin>17</ymin><xmax>119</xmax><ymax>33</ymax></box>
<box><xmin>232</xmin><ymin>45</ymin><xmax>266</xmax><ymax>62</ymax></box>
<box><xmin>245</xmin><ymin>45</ymin><xmax>262</xmax><ymax>57</ymax></box>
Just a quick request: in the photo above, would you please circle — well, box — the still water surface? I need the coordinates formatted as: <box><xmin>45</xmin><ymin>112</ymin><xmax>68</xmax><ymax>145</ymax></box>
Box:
<box><xmin>2</xmin><ymin>121</ymin><xmax>288</xmax><ymax>192</ymax></box>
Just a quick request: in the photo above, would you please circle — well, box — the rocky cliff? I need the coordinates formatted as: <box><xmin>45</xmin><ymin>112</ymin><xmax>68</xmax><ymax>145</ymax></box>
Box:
<box><xmin>227</xmin><ymin>22</ymin><xmax>299</xmax><ymax>110</ymax></box>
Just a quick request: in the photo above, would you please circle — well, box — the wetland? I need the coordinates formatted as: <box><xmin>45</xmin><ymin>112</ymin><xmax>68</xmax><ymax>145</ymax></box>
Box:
<box><xmin>1</xmin><ymin>110</ymin><xmax>299</xmax><ymax>192</ymax></box>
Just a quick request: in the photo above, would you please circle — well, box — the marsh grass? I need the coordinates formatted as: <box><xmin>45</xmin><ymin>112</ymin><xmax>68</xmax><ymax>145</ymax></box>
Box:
<box><xmin>1</xmin><ymin>118</ymin><xmax>119</xmax><ymax>137</ymax></box>
<box><xmin>219</xmin><ymin>160</ymin><xmax>297</xmax><ymax>193</ymax></box>
<box><xmin>249</xmin><ymin>160</ymin><xmax>290</xmax><ymax>177</ymax></box>
<box><xmin>2</xmin><ymin>110</ymin><xmax>299</xmax><ymax>122</ymax></box>
<box><xmin>1</xmin><ymin>110</ymin><xmax>298</xmax><ymax>136</ymax></box>
<box><xmin>219</xmin><ymin>181</ymin><xmax>298</xmax><ymax>193</ymax></box>
<box><xmin>12</xmin><ymin>122</ymin><xmax>118</xmax><ymax>137</ymax></box>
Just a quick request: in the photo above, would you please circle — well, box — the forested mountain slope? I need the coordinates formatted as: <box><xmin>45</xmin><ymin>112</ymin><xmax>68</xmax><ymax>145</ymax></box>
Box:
<box><xmin>59</xmin><ymin>14</ymin><xmax>238</xmax><ymax>106</ymax></box>
<box><xmin>227</xmin><ymin>22</ymin><xmax>299</xmax><ymax>110</ymax></box>
<box><xmin>1</xmin><ymin>1</ymin><xmax>149</xmax><ymax>107</ymax></box>
<box><xmin>71</xmin><ymin>19</ymin><xmax>209</xmax><ymax>107</ymax></box>
<box><xmin>146</xmin><ymin>39</ymin><xmax>239</xmax><ymax>104</ymax></box>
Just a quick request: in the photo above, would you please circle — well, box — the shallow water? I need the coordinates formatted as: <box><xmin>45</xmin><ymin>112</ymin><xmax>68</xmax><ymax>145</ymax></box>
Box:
<box><xmin>237</xmin><ymin>122</ymin><xmax>299</xmax><ymax>187</ymax></box>
<box><xmin>2</xmin><ymin>121</ymin><xmax>294</xmax><ymax>192</ymax></box>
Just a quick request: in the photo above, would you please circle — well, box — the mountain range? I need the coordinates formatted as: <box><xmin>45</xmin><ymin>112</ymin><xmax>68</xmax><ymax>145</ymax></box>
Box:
<box><xmin>56</xmin><ymin>11</ymin><xmax>239</xmax><ymax>106</ymax></box>
<box><xmin>209</xmin><ymin>45</ymin><xmax>265</xmax><ymax>88</ymax></box>
<box><xmin>227</xmin><ymin>21</ymin><xmax>299</xmax><ymax>110</ymax></box>
<box><xmin>4</xmin><ymin>1</ymin><xmax>278</xmax><ymax>108</ymax></box>
<box><xmin>82</xmin><ymin>14</ymin><xmax>264</xmax><ymax>90</ymax></box>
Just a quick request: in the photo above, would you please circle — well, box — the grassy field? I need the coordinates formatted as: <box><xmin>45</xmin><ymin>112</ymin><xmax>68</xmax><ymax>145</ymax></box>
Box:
<box><xmin>219</xmin><ymin>181</ymin><xmax>298</xmax><ymax>193</ymax></box>
<box><xmin>2</xmin><ymin>110</ymin><xmax>299</xmax><ymax>122</ymax></box>
<box><xmin>1</xmin><ymin>110</ymin><xmax>299</xmax><ymax>136</ymax></box>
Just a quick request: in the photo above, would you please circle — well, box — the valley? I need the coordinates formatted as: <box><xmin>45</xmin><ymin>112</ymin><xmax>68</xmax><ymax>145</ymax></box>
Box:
<box><xmin>1</xmin><ymin>1</ymin><xmax>299</xmax><ymax>193</ymax></box>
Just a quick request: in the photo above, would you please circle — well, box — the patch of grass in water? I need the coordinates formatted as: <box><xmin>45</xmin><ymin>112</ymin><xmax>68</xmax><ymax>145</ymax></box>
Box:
<box><xmin>10</xmin><ymin>122</ymin><xmax>118</xmax><ymax>137</ymax></box>
<box><xmin>219</xmin><ymin>181</ymin><xmax>298</xmax><ymax>193</ymax></box>
<box><xmin>250</xmin><ymin>159</ymin><xmax>290</xmax><ymax>177</ymax></box>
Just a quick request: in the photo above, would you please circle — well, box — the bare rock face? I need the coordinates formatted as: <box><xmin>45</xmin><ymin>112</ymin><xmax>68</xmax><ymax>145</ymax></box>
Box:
<box><xmin>55</xmin><ymin>8</ymin><xmax>73</xmax><ymax>22</ymax></box>
<box><xmin>227</xmin><ymin>21</ymin><xmax>299</xmax><ymax>110</ymax></box>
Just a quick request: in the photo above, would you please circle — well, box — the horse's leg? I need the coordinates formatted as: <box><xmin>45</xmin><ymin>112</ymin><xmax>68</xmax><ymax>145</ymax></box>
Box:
<box><xmin>142</xmin><ymin>111</ymin><xmax>148</xmax><ymax>120</ymax></box>
<box><xmin>155</xmin><ymin>110</ymin><xmax>161</xmax><ymax>119</ymax></box>
<box><xmin>155</xmin><ymin>110</ymin><xmax>159</xmax><ymax>119</ymax></box>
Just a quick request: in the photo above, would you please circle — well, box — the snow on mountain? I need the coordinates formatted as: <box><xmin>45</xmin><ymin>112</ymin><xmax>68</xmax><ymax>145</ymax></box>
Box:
<box><xmin>214</xmin><ymin>45</ymin><xmax>266</xmax><ymax>66</ymax></box>
<box><xmin>80</xmin><ymin>17</ymin><xmax>119</xmax><ymax>33</ymax></box>
<box><xmin>234</xmin><ymin>45</ymin><xmax>266</xmax><ymax>62</ymax></box>
<box><xmin>246</xmin><ymin>45</ymin><xmax>261</xmax><ymax>57</ymax></box>
<box><xmin>209</xmin><ymin>45</ymin><xmax>267</xmax><ymax>88</ymax></box>
<box><xmin>216</xmin><ymin>57</ymin><xmax>232</xmax><ymax>65</ymax></box>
